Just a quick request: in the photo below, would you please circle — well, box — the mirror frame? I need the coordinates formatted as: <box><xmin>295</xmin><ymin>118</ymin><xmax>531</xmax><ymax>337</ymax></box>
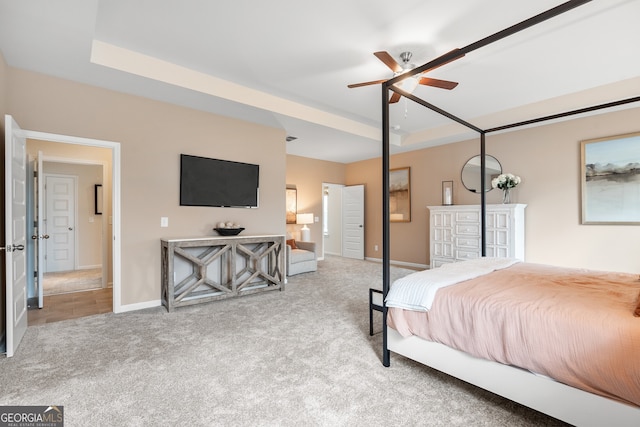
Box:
<box><xmin>461</xmin><ymin>154</ymin><xmax>502</xmax><ymax>193</ymax></box>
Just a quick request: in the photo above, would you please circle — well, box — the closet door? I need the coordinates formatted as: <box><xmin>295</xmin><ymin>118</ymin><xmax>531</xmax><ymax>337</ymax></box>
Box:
<box><xmin>342</xmin><ymin>184</ymin><xmax>364</xmax><ymax>259</ymax></box>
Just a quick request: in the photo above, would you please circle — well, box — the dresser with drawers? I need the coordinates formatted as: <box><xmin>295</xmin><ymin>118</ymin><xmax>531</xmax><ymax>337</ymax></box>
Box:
<box><xmin>428</xmin><ymin>204</ymin><xmax>526</xmax><ymax>268</ymax></box>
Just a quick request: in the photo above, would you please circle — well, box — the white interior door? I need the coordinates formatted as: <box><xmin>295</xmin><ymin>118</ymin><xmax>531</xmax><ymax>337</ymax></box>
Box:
<box><xmin>342</xmin><ymin>184</ymin><xmax>364</xmax><ymax>259</ymax></box>
<box><xmin>44</xmin><ymin>175</ymin><xmax>77</xmax><ymax>273</ymax></box>
<box><xmin>4</xmin><ymin>115</ymin><xmax>28</xmax><ymax>357</ymax></box>
<box><xmin>35</xmin><ymin>152</ymin><xmax>45</xmax><ymax>307</ymax></box>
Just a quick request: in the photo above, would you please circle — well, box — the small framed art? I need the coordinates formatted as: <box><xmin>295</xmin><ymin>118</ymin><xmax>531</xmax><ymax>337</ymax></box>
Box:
<box><xmin>442</xmin><ymin>181</ymin><xmax>453</xmax><ymax>205</ymax></box>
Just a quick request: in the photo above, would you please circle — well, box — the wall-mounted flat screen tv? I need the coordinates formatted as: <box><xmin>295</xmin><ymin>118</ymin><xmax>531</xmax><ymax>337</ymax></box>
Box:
<box><xmin>180</xmin><ymin>154</ymin><xmax>259</xmax><ymax>208</ymax></box>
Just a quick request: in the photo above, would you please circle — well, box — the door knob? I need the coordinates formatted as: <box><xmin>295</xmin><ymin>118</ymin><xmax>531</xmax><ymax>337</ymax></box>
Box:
<box><xmin>68</xmin><ymin>227</ymin><xmax>73</xmax><ymax>231</ymax></box>
<box><xmin>1</xmin><ymin>244</ymin><xmax>25</xmax><ymax>252</ymax></box>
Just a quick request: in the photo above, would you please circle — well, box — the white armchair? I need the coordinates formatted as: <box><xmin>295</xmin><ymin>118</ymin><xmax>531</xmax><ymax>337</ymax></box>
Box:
<box><xmin>286</xmin><ymin>240</ymin><xmax>317</xmax><ymax>276</ymax></box>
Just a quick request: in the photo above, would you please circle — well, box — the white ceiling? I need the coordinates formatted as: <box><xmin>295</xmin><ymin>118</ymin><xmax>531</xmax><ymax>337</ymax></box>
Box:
<box><xmin>1</xmin><ymin>0</ymin><xmax>639</xmax><ymax>163</ymax></box>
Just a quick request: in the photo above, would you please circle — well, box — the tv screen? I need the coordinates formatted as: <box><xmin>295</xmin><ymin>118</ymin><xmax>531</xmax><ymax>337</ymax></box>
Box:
<box><xmin>180</xmin><ymin>154</ymin><xmax>259</xmax><ymax>208</ymax></box>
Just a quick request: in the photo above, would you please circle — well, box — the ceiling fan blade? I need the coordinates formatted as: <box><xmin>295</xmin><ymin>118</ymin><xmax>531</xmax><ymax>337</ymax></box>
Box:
<box><xmin>374</xmin><ymin>51</ymin><xmax>402</xmax><ymax>73</ymax></box>
<box><xmin>418</xmin><ymin>77</ymin><xmax>459</xmax><ymax>90</ymax></box>
<box><xmin>389</xmin><ymin>92</ymin><xmax>402</xmax><ymax>104</ymax></box>
<box><xmin>347</xmin><ymin>79</ymin><xmax>388</xmax><ymax>89</ymax></box>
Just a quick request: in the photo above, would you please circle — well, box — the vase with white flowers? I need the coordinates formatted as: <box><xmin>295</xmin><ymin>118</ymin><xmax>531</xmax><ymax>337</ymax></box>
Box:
<box><xmin>491</xmin><ymin>173</ymin><xmax>521</xmax><ymax>204</ymax></box>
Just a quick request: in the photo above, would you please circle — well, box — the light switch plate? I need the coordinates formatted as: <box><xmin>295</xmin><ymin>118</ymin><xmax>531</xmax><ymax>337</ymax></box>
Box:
<box><xmin>161</xmin><ymin>217</ymin><xmax>169</xmax><ymax>227</ymax></box>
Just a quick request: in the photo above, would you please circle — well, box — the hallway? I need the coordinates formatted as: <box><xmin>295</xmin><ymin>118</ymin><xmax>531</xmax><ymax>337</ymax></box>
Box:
<box><xmin>28</xmin><ymin>288</ymin><xmax>112</xmax><ymax>326</ymax></box>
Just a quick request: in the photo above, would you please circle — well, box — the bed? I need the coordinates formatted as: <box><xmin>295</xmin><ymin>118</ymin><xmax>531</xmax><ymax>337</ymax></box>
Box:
<box><xmin>383</xmin><ymin>258</ymin><xmax>640</xmax><ymax>426</ymax></box>
<box><xmin>375</xmin><ymin>3</ymin><xmax>640</xmax><ymax>425</ymax></box>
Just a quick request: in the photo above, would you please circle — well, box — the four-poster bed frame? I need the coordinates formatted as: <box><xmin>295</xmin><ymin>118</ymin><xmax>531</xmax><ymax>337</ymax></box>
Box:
<box><xmin>378</xmin><ymin>1</ymin><xmax>640</xmax><ymax>426</ymax></box>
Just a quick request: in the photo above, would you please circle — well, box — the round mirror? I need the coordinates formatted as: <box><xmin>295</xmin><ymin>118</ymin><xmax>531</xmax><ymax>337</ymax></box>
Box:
<box><xmin>461</xmin><ymin>155</ymin><xmax>502</xmax><ymax>193</ymax></box>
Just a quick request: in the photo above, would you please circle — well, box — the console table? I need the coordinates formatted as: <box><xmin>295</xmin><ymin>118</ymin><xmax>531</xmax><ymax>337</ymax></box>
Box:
<box><xmin>161</xmin><ymin>235</ymin><xmax>285</xmax><ymax>311</ymax></box>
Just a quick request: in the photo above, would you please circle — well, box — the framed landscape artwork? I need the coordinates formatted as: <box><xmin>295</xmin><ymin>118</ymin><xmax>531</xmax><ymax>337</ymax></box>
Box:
<box><xmin>286</xmin><ymin>187</ymin><xmax>297</xmax><ymax>224</ymax></box>
<box><xmin>581</xmin><ymin>132</ymin><xmax>640</xmax><ymax>224</ymax></box>
<box><xmin>389</xmin><ymin>167</ymin><xmax>411</xmax><ymax>222</ymax></box>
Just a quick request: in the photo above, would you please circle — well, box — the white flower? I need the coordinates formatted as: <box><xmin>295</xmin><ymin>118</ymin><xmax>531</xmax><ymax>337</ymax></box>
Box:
<box><xmin>491</xmin><ymin>173</ymin><xmax>521</xmax><ymax>190</ymax></box>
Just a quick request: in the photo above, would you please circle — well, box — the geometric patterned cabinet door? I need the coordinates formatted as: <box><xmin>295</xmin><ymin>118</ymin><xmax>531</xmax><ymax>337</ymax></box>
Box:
<box><xmin>428</xmin><ymin>204</ymin><xmax>526</xmax><ymax>269</ymax></box>
<box><xmin>161</xmin><ymin>235</ymin><xmax>285</xmax><ymax>311</ymax></box>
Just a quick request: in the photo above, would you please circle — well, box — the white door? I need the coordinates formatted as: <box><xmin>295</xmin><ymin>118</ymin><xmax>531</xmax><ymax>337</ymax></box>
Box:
<box><xmin>342</xmin><ymin>184</ymin><xmax>365</xmax><ymax>259</ymax></box>
<box><xmin>44</xmin><ymin>175</ymin><xmax>77</xmax><ymax>273</ymax></box>
<box><xmin>4</xmin><ymin>115</ymin><xmax>28</xmax><ymax>357</ymax></box>
<box><xmin>35</xmin><ymin>152</ymin><xmax>45</xmax><ymax>307</ymax></box>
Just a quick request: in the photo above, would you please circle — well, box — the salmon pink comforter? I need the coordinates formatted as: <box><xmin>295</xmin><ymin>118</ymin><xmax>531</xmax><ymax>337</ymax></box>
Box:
<box><xmin>388</xmin><ymin>262</ymin><xmax>640</xmax><ymax>407</ymax></box>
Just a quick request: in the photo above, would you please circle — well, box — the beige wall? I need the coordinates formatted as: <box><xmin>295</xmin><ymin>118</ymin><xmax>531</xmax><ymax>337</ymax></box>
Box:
<box><xmin>7</xmin><ymin>67</ymin><xmax>287</xmax><ymax>307</ymax></box>
<box><xmin>346</xmin><ymin>107</ymin><xmax>640</xmax><ymax>274</ymax></box>
<box><xmin>285</xmin><ymin>155</ymin><xmax>346</xmax><ymax>255</ymax></box>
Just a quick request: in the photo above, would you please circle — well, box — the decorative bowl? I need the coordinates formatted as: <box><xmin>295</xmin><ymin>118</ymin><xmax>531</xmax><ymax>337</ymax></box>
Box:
<box><xmin>214</xmin><ymin>227</ymin><xmax>245</xmax><ymax>236</ymax></box>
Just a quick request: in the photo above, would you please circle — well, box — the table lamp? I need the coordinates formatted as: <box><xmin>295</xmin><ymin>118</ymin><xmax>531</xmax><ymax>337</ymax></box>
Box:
<box><xmin>296</xmin><ymin>213</ymin><xmax>314</xmax><ymax>242</ymax></box>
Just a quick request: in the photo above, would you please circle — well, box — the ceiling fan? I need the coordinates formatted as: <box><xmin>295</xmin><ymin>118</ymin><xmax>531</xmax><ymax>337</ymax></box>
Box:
<box><xmin>348</xmin><ymin>51</ymin><xmax>460</xmax><ymax>103</ymax></box>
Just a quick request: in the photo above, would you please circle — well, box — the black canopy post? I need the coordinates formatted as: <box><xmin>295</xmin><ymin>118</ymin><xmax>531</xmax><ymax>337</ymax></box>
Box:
<box><xmin>480</xmin><ymin>132</ymin><xmax>487</xmax><ymax>256</ymax></box>
<box><xmin>382</xmin><ymin>82</ymin><xmax>391</xmax><ymax>367</ymax></box>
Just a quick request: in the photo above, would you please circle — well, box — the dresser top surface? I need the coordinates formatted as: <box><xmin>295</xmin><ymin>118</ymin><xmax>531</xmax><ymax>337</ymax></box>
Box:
<box><xmin>161</xmin><ymin>234</ymin><xmax>285</xmax><ymax>243</ymax></box>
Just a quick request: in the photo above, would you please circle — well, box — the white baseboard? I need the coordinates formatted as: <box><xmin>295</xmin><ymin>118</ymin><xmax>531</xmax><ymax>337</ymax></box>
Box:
<box><xmin>117</xmin><ymin>299</ymin><xmax>161</xmax><ymax>313</ymax></box>
<box><xmin>77</xmin><ymin>264</ymin><xmax>102</xmax><ymax>270</ymax></box>
<box><xmin>365</xmin><ymin>257</ymin><xmax>428</xmax><ymax>270</ymax></box>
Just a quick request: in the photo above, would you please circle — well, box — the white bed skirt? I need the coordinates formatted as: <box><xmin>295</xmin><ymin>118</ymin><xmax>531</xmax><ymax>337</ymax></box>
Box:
<box><xmin>387</xmin><ymin>327</ymin><xmax>640</xmax><ymax>427</ymax></box>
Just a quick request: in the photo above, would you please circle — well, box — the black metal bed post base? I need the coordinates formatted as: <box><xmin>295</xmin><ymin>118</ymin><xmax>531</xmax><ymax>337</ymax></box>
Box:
<box><xmin>382</xmin><ymin>306</ymin><xmax>390</xmax><ymax>366</ymax></box>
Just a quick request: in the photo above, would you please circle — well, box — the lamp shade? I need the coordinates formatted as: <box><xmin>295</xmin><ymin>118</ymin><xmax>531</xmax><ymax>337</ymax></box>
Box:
<box><xmin>297</xmin><ymin>213</ymin><xmax>313</xmax><ymax>242</ymax></box>
<box><xmin>296</xmin><ymin>213</ymin><xmax>314</xmax><ymax>225</ymax></box>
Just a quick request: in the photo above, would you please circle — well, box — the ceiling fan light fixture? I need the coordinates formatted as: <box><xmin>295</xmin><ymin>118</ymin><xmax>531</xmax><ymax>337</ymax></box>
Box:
<box><xmin>394</xmin><ymin>74</ymin><xmax>419</xmax><ymax>93</ymax></box>
<box><xmin>393</xmin><ymin>51</ymin><xmax>419</xmax><ymax>93</ymax></box>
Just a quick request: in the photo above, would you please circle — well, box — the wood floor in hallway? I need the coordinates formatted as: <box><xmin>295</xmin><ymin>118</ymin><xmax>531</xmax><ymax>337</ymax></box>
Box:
<box><xmin>28</xmin><ymin>288</ymin><xmax>113</xmax><ymax>326</ymax></box>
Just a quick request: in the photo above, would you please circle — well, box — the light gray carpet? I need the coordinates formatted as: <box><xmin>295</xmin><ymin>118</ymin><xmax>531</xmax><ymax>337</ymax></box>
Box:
<box><xmin>1</xmin><ymin>256</ymin><xmax>567</xmax><ymax>426</ymax></box>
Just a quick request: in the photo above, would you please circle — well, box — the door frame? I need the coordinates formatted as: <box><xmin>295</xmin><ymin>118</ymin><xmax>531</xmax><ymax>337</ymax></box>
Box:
<box><xmin>21</xmin><ymin>129</ymin><xmax>122</xmax><ymax>313</ymax></box>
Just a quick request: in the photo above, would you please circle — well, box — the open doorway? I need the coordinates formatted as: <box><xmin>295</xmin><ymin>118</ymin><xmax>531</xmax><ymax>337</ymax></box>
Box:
<box><xmin>26</xmin><ymin>140</ymin><xmax>114</xmax><ymax>325</ymax></box>
<box><xmin>322</xmin><ymin>183</ymin><xmax>344</xmax><ymax>258</ymax></box>
<box><xmin>322</xmin><ymin>183</ymin><xmax>364</xmax><ymax>260</ymax></box>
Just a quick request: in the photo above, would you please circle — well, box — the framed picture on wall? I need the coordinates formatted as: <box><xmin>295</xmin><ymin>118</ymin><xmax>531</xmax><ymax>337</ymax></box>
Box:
<box><xmin>95</xmin><ymin>184</ymin><xmax>103</xmax><ymax>215</ymax></box>
<box><xmin>581</xmin><ymin>132</ymin><xmax>640</xmax><ymax>224</ymax></box>
<box><xmin>389</xmin><ymin>167</ymin><xmax>411</xmax><ymax>222</ymax></box>
<box><xmin>286</xmin><ymin>186</ymin><xmax>297</xmax><ymax>224</ymax></box>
